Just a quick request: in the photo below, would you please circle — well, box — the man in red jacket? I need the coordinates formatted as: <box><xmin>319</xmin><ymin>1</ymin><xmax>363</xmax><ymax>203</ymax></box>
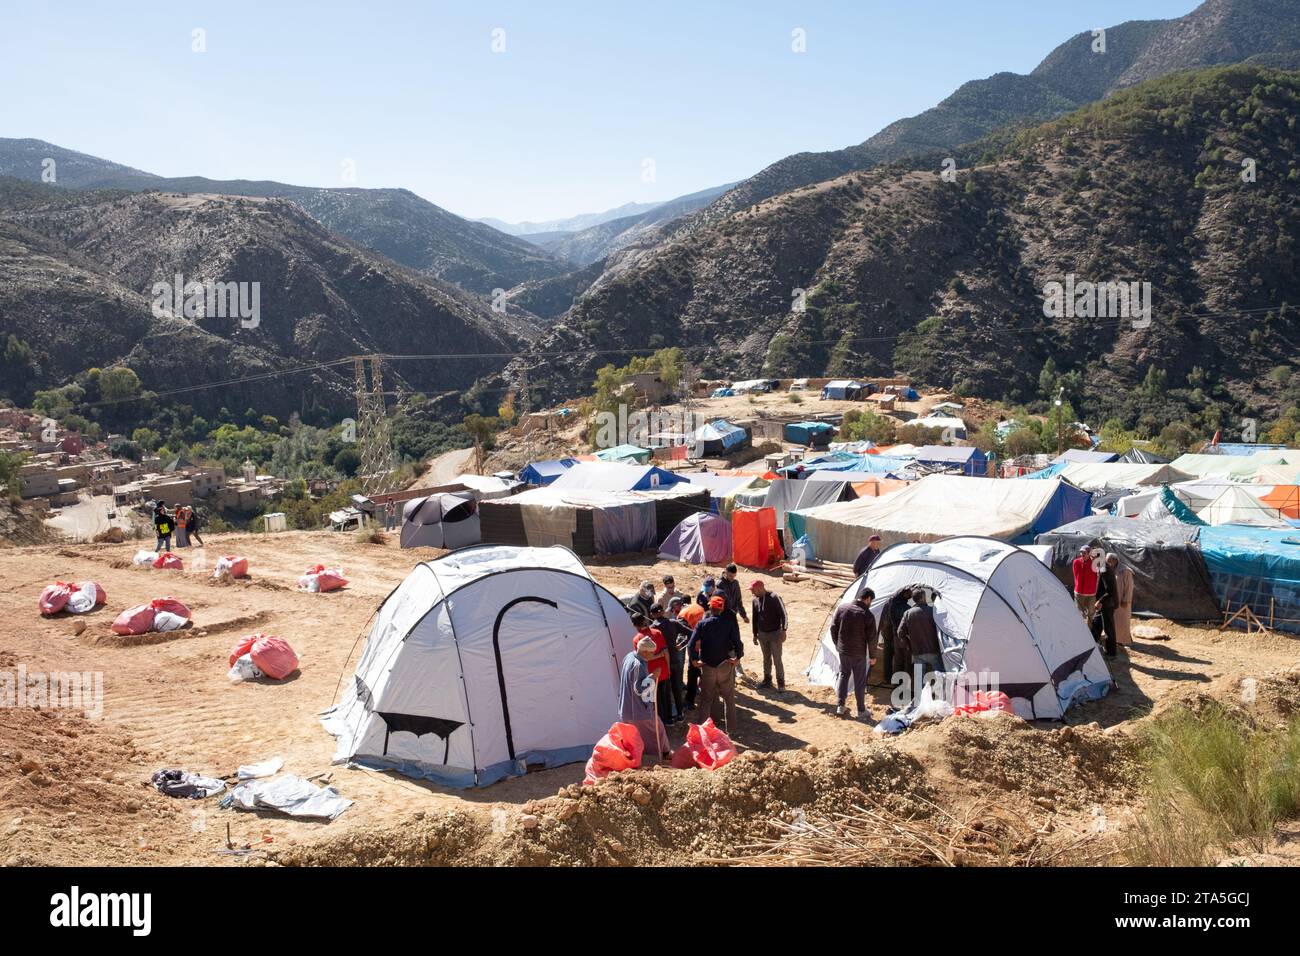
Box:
<box><xmin>1072</xmin><ymin>546</ymin><xmax>1099</xmax><ymax>619</ymax></box>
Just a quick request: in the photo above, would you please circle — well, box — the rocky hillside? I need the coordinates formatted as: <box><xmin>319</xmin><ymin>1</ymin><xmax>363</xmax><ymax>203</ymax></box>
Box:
<box><xmin>689</xmin><ymin>0</ymin><xmax>1300</xmax><ymax>229</ymax></box>
<box><xmin>507</xmin><ymin>67</ymin><xmax>1300</xmax><ymax>431</ymax></box>
<box><xmin>0</xmin><ymin>139</ymin><xmax>567</xmax><ymax>295</ymax></box>
<box><xmin>0</xmin><ymin>179</ymin><xmax>535</xmax><ymax>418</ymax></box>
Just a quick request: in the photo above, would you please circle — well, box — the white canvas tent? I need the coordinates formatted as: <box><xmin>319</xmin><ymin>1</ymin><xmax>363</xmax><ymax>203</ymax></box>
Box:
<box><xmin>1051</xmin><ymin>461</ymin><xmax>1192</xmax><ymax>492</ymax></box>
<box><xmin>1196</xmin><ymin>484</ymin><xmax>1291</xmax><ymax>528</ymax></box>
<box><xmin>806</xmin><ymin>537</ymin><xmax>1112</xmax><ymax>719</ymax></box>
<box><xmin>322</xmin><ymin>545</ymin><xmax>634</xmax><ymax>787</ymax></box>
<box><xmin>400</xmin><ymin>491</ymin><xmax>481</xmax><ymax>549</ymax></box>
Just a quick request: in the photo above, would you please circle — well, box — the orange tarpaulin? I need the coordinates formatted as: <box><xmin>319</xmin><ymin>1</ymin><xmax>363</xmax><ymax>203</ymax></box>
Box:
<box><xmin>732</xmin><ymin>507</ymin><xmax>784</xmax><ymax>568</ymax></box>
<box><xmin>850</xmin><ymin>477</ymin><xmax>910</xmax><ymax>498</ymax></box>
<box><xmin>1259</xmin><ymin>485</ymin><xmax>1300</xmax><ymax>519</ymax></box>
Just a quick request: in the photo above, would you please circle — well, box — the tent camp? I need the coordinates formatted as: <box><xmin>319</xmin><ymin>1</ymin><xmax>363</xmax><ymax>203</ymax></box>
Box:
<box><xmin>821</xmin><ymin>380</ymin><xmax>867</xmax><ymax>401</ymax></box>
<box><xmin>679</xmin><ymin>472</ymin><xmax>766</xmax><ymax>513</ymax></box>
<box><xmin>911</xmin><ymin>445</ymin><xmax>986</xmax><ymax>476</ymax></box>
<box><xmin>400</xmin><ymin>492</ymin><xmax>481</xmax><ymax>549</ymax></box>
<box><xmin>805</xmin><ymin>537</ymin><xmax>1112</xmax><ymax>719</ymax></box>
<box><xmin>518</xmin><ymin>458</ymin><xmax>578</xmax><ymax>486</ymax></box>
<box><xmin>784</xmin><ymin>421</ymin><xmax>836</xmax><ymax>446</ymax></box>
<box><xmin>550</xmin><ymin>460</ymin><xmax>685</xmax><ymax>492</ymax></box>
<box><xmin>658</xmin><ymin>512</ymin><xmax>733</xmax><ymax>564</ymax></box>
<box><xmin>796</xmin><ymin>475</ymin><xmax>1090</xmax><ymax>563</ymax></box>
<box><xmin>322</xmin><ymin>545</ymin><xmax>634</xmax><ymax>787</ymax></box>
<box><xmin>1117</xmin><ymin>448</ymin><xmax>1169</xmax><ymax>465</ymax></box>
<box><xmin>690</xmin><ymin>420</ymin><xmax>748</xmax><ymax>457</ymax></box>
<box><xmin>1035</xmin><ymin>515</ymin><xmax>1221</xmax><ymax>622</ymax></box>
<box><xmin>594</xmin><ymin>444</ymin><xmax>652</xmax><ymax>465</ymax></box>
<box><xmin>1200</xmin><ymin>525</ymin><xmax>1300</xmax><ymax>634</ymax></box>
<box><xmin>1197</xmin><ymin>484</ymin><xmax>1292</xmax><ymax>528</ymax></box>
<box><xmin>1171</xmin><ymin>451</ymin><xmax>1298</xmax><ymax>480</ymax></box>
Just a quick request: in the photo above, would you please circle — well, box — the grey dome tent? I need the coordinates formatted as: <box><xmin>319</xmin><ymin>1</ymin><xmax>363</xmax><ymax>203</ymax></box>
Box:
<box><xmin>400</xmin><ymin>491</ymin><xmax>480</xmax><ymax>549</ymax></box>
<box><xmin>322</xmin><ymin>545</ymin><xmax>636</xmax><ymax>787</ymax></box>
<box><xmin>658</xmin><ymin>512</ymin><xmax>733</xmax><ymax>564</ymax></box>
<box><xmin>807</xmin><ymin>537</ymin><xmax>1112</xmax><ymax>719</ymax></box>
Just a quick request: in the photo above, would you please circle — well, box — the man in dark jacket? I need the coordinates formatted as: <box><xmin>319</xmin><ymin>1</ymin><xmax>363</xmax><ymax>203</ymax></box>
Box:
<box><xmin>652</xmin><ymin>601</ymin><xmax>690</xmax><ymax>721</ymax></box>
<box><xmin>689</xmin><ymin>595</ymin><xmax>744</xmax><ymax>732</ymax></box>
<box><xmin>153</xmin><ymin>502</ymin><xmax>174</xmax><ymax>553</ymax></box>
<box><xmin>897</xmin><ymin>589</ymin><xmax>943</xmax><ymax>684</ymax></box>
<box><xmin>852</xmin><ymin>535</ymin><xmax>883</xmax><ymax>577</ymax></box>
<box><xmin>830</xmin><ymin>586</ymin><xmax>876</xmax><ymax>720</ymax></box>
<box><xmin>875</xmin><ymin>587</ymin><xmax>912</xmax><ymax>687</ymax></box>
<box><xmin>1090</xmin><ymin>553</ymin><xmax>1120</xmax><ymax>658</ymax></box>
<box><xmin>717</xmin><ymin>564</ymin><xmax>749</xmax><ymax>624</ymax></box>
<box><xmin>749</xmin><ymin>580</ymin><xmax>788</xmax><ymax>691</ymax></box>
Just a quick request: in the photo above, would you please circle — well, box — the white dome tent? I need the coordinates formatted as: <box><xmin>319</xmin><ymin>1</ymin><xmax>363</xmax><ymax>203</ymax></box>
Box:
<box><xmin>400</xmin><ymin>491</ymin><xmax>481</xmax><ymax>549</ymax></box>
<box><xmin>322</xmin><ymin>545</ymin><xmax>635</xmax><ymax>787</ymax></box>
<box><xmin>806</xmin><ymin>537</ymin><xmax>1112</xmax><ymax>720</ymax></box>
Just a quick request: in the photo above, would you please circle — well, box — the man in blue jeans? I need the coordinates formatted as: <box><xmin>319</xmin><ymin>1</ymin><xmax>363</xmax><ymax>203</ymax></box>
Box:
<box><xmin>830</xmin><ymin>585</ymin><xmax>876</xmax><ymax>720</ymax></box>
<box><xmin>153</xmin><ymin>502</ymin><xmax>174</xmax><ymax>552</ymax></box>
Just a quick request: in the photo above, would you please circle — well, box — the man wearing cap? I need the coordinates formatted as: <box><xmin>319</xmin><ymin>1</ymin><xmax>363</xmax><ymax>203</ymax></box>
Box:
<box><xmin>618</xmin><ymin>634</ymin><xmax>671</xmax><ymax>761</ymax></box>
<box><xmin>830</xmin><ymin>586</ymin><xmax>876</xmax><ymax>720</ymax></box>
<box><xmin>852</xmin><ymin>535</ymin><xmax>884</xmax><ymax>578</ymax></box>
<box><xmin>695</xmin><ymin>576</ymin><xmax>718</xmax><ymax>608</ymax></box>
<box><xmin>717</xmin><ymin>564</ymin><xmax>749</xmax><ymax>625</ymax></box>
<box><xmin>689</xmin><ymin>594</ymin><xmax>744</xmax><ymax>733</ymax></box>
<box><xmin>623</xmin><ymin>580</ymin><xmax>656</xmax><ymax>619</ymax></box>
<box><xmin>1072</xmin><ymin>546</ymin><xmax>1099</xmax><ymax>620</ymax></box>
<box><xmin>750</xmin><ymin>580</ymin><xmax>788</xmax><ymax>691</ymax></box>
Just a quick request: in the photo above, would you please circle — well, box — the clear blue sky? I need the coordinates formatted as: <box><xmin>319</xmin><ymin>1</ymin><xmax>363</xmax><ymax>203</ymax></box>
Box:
<box><xmin>2</xmin><ymin>0</ymin><xmax>1198</xmax><ymax>223</ymax></box>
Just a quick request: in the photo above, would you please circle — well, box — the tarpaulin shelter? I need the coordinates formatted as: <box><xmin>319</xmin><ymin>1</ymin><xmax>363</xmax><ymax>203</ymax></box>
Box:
<box><xmin>781</xmin><ymin>453</ymin><xmax>915</xmax><ymax>478</ymax></box>
<box><xmin>764</xmin><ymin>477</ymin><xmax>857</xmax><ymax>542</ymax></box>
<box><xmin>821</xmin><ymin>380</ymin><xmax>866</xmax><ymax>401</ymax></box>
<box><xmin>478</xmin><ymin>485</ymin><xmax>708</xmax><ymax>556</ymax></box>
<box><xmin>1052</xmin><ymin>449</ymin><xmax>1119</xmax><ymax>465</ymax></box>
<box><xmin>322</xmin><ymin>545</ymin><xmax>634</xmax><ymax>787</ymax></box>
<box><xmin>732</xmin><ymin>507</ymin><xmax>784</xmax><ymax>567</ymax></box>
<box><xmin>658</xmin><ymin>512</ymin><xmax>733</xmax><ymax>564</ymax></box>
<box><xmin>783</xmin><ymin>421</ymin><xmax>836</xmax><ymax>446</ymax></box>
<box><xmin>400</xmin><ymin>492</ymin><xmax>481</xmax><ymax>549</ymax></box>
<box><xmin>679</xmin><ymin>472</ymin><xmax>766</xmax><ymax>514</ymax></box>
<box><xmin>1168</xmin><ymin>479</ymin><xmax>1258</xmax><ymax>512</ymax></box>
<box><xmin>690</xmin><ymin>420</ymin><xmax>748</xmax><ymax>456</ymax></box>
<box><xmin>911</xmin><ymin>416</ymin><xmax>968</xmax><ymax>440</ymax></box>
<box><xmin>796</xmin><ymin>475</ymin><xmax>1091</xmax><ymax>563</ymax></box>
<box><xmin>1035</xmin><ymin>515</ymin><xmax>1220</xmax><ymax>622</ymax></box>
<box><xmin>594</xmin><ymin>444</ymin><xmax>652</xmax><ymax>465</ymax></box>
<box><xmin>447</xmin><ymin>474</ymin><xmax>522</xmax><ymax>499</ymax></box>
<box><xmin>710</xmin><ymin>387</ymin><xmax>735</xmax><ymax>398</ymax></box>
<box><xmin>550</xmin><ymin>460</ymin><xmax>685</xmax><ymax>492</ymax></box>
<box><xmin>805</xmin><ymin>537</ymin><xmax>1112</xmax><ymax>719</ymax></box>
<box><xmin>1025</xmin><ymin>461</ymin><xmax>1193</xmax><ymax>491</ymax></box>
<box><xmin>1259</xmin><ymin>485</ymin><xmax>1300</xmax><ymax>520</ymax></box>
<box><xmin>1117</xmin><ymin>448</ymin><xmax>1169</xmax><ymax>465</ymax></box>
<box><xmin>1171</xmin><ymin>451</ymin><xmax>1299</xmax><ymax>480</ymax></box>
<box><xmin>911</xmin><ymin>445</ymin><xmax>986</xmax><ymax>476</ymax></box>
<box><xmin>1199</xmin><ymin>525</ymin><xmax>1300</xmax><ymax>633</ymax></box>
<box><xmin>1139</xmin><ymin>486</ymin><xmax>1206</xmax><ymax>525</ymax></box>
<box><xmin>1254</xmin><ymin>464</ymin><xmax>1300</xmax><ymax>486</ymax></box>
<box><xmin>518</xmin><ymin>458</ymin><xmax>578</xmax><ymax>486</ymax></box>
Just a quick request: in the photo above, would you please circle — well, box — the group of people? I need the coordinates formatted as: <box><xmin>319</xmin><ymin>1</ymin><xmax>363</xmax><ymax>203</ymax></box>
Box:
<box><xmin>617</xmin><ymin>565</ymin><xmax>789</xmax><ymax>755</ymax></box>
<box><xmin>152</xmin><ymin>500</ymin><xmax>204</xmax><ymax>552</ymax></box>
<box><xmin>1071</xmin><ymin>545</ymin><xmax>1133</xmax><ymax>657</ymax></box>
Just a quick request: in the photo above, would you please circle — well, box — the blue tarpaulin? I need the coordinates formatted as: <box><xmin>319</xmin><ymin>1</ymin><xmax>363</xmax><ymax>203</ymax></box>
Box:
<box><xmin>784</xmin><ymin>421</ymin><xmax>836</xmax><ymax>445</ymax></box>
<box><xmin>518</xmin><ymin>458</ymin><xmax>578</xmax><ymax>486</ymax></box>
<box><xmin>1200</xmin><ymin>525</ymin><xmax>1300</xmax><ymax>634</ymax></box>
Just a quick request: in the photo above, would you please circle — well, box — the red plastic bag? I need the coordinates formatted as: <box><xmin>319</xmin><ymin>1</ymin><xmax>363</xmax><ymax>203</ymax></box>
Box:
<box><xmin>583</xmin><ymin>722</ymin><xmax>645</xmax><ymax>785</ymax></box>
<box><xmin>112</xmin><ymin>604</ymin><xmax>157</xmax><ymax>635</ymax></box>
<box><xmin>38</xmin><ymin>582</ymin><xmax>76</xmax><ymax>615</ymax></box>
<box><xmin>671</xmin><ymin>719</ymin><xmax>735</xmax><ymax>770</ymax></box>
<box><xmin>217</xmin><ymin>555</ymin><xmax>249</xmax><ymax>578</ymax></box>
<box><xmin>149</xmin><ymin>597</ymin><xmax>191</xmax><ymax>620</ymax></box>
<box><xmin>153</xmin><ymin>552</ymin><xmax>183</xmax><ymax>570</ymax></box>
<box><xmin>954</xmin><ymin>690</ymin><xmax>1016</xmax><ymax>717</ymax></box>
<box><xmin>300</xmin><ymin>564</ymin><xmax>348</xmax><ymax>592</ymax></box>
<box><xmin>228</xmin><ymin>633</ymin><xmax>299</xmax><ymax>679</ymax></box>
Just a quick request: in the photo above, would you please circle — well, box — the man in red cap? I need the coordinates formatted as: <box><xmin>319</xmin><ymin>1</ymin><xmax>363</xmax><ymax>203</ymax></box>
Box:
<box><xmin>688</xmin><ymin>593</ymin><xmax>744</xmax><ymax>733</ymax></box>
<box><xmin>749</xmin><ymin>580</ymin><xmax>788</xmax><ymax>692</ymax></box>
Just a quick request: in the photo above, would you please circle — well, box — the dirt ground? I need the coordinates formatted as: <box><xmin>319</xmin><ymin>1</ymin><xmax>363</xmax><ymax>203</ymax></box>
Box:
<box><xmin>1</xmin><ymin>528</ymin><xmax>1298</xmax><ymax>866</ymax></box>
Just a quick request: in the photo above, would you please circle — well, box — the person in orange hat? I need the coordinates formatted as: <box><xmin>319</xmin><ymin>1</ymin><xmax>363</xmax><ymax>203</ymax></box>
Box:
<box><xmin>688</xmin><ymin>593</ymin><xmax>743</xmax><ymax>732</ymax></box>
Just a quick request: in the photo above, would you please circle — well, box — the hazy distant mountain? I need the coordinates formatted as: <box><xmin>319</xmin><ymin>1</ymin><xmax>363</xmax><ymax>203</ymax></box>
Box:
<box><xmin>0</xmin><ymin>138</ymin><xmax>568</xmax><ymax>295</ymax></box>
<box><xmin>479</xmin><ymin>201</ymin><xmax>666</xmax><ymax>237</ymax></box>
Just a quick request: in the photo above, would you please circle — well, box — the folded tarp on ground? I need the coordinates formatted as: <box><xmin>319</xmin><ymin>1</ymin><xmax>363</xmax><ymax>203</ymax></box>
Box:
<box><xmin>796</xmin><ymin>475</ymin><xmax>1091</xmax><ymax>563</ymax></box>
<box><xmin>1035</xmin><ymin>515</ymin><xmax>1220</xmax><ymax>622</ymax></box>
<box><xmin>1199</xmin><ymin>525</ymin><xmax>1300</xmax><ymax>634</ymax></box>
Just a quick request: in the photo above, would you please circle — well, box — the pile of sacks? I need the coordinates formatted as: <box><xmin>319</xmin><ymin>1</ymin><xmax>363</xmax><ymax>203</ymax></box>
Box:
<box><xmin>133</xmin><ymin>550</ymin><xmax>184</xmax><ymax>570</ymax></box>
<box><xmin>38</xmin><ymin>581</ymin><xmax>107</xmax><ymax>616</ymax></box>
<box><xmin>228</xmin><ymin>633</ymin><xmax>300</xmax><ymax>681</ymax></box>
<box><xmin>213</xmin><ymin>555</ymin><xmax>250</xmax><ymax>580</ymax></box>
<box><xmin>583</xmin><ymin>718</ymin><xmax>735</xmax><ymax>784</ymax></box>
<box><xmin>298</xmin><ymin>564</ymin><xmax>347</xmax><ymax>592</ymax></box>
<box><xmin>111</xmin><ymin>597</ymin><xmax>192</xmax><ymax>635</ymax></box>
